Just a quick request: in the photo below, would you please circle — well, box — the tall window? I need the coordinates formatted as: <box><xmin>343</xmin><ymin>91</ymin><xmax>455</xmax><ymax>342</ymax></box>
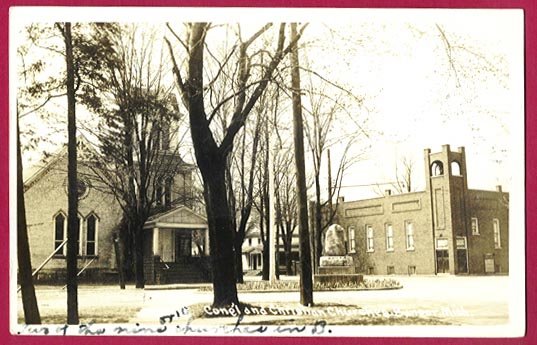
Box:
<box><xmin>471</xmin><ymin>217</ymin><xmax>479</xmax><ymax>235</ymax></box>
<box><xmin>431</xmin><ymin>161</ymin><xmax>444</xmax><ymax>176</ymax></box>
<box><xmin>54</xmin><ymin>213</ymin><xmax>81</xmax><ymax>255</ymax></box>
<box><xmin>493</xmin><ymin>218</ymin><xmax>501</xmax><ymax>249</ymax></box>
<box><xmin>366</xmin><ymin>225</ymin><xmax>374</xmax><ymax>252</ymax></box>
<box><xmin>54</xmin><ymin>213</ymin><xmax>66</xmax><ymax>254</ymax></box>
<box><xmin>405</xmin><ymin>221</ymin><xmax>415</xmax><ymax>250</ymax></box>
<box><xmin>348</xmin><ymin>226</ymin><xmax>356</xmax><ymax>252</ymax></box>
<box><xmin>156</xmin><ymin>186</ymin><xmax>164</xmax><ymax>206</ymax></box>
<box><xmin>76</xmin><ymin>216</ymin><xmax>81</xmax><ymax>255</ymax></box>
<box><xmin>86</xmin><ymin>214</ymin><xmax>98</xmax><ymax>256</ymax></box>
<box><xmin>385</xmin><ymin>224</ymin><xmax>394</xmax><ymax>252</ymax></box>
<box><xmin>451</xmin><ymin>161</ymin><xmax>461</xmax><ymax>176</ymax></box>
<box><xmin>164</xmin><ymin>177</ymin><xmax>173</xmax><ymax>207</ymax></box>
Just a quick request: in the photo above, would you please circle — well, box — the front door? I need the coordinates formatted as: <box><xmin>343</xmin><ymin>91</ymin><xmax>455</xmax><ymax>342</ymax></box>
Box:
<box><xmin>456</xmin><ymin>249</ymin><xmax>468</xmax><ymax>273</ymax></box>
<box><xmin>175</xmin><ymin>232</ymin><xmax>192</xmax><ymax>263</ymax></box>
<box><xmin>436</xmin><ymin>250</ymin><xmax>449</xmax><ymax>274</ymax></box>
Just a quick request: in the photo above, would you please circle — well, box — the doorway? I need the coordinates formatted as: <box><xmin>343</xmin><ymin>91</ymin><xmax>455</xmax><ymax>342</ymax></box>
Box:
<box><xmin>436</xmin><ymin>250</ymin><xmax>449</xmax><ymax>273</ymax></box>
<box><xmin>456</xmin><ymin>249</ymin><xmax>468</xmax><ymax>273</ymax></box>
<box><xmin>175</xmin><ymin>232</ymin><xmax>192</xmax><ymax>263</ymax></box>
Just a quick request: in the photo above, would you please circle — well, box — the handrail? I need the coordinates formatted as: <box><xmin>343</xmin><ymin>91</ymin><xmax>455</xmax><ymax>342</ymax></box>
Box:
<box><xmin>62</xmin><ymin>257</ymin><xmax>96</xmax><ymax>290</ymax></box>
<box><xmin>17</xmin><ymin>239</ymin><xmax>67</xmax><ymax>293</ymax></box>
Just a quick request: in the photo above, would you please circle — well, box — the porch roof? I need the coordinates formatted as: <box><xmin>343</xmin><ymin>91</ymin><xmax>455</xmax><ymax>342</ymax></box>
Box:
<box><xmin>144</xmin><ymin>205</ymin><xmax>207</xmax><ymax>230</ymax></box>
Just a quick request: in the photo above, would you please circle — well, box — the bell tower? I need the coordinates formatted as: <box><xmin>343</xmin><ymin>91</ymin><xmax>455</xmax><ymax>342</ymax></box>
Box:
<box><xmin>424</xmin><ymin>145</ymin><xmax>470</xmax><ymax>274</ymax></box>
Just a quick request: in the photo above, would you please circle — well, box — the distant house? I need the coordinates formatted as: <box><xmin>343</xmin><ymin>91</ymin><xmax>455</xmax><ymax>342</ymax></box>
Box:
<box><xmin>241</xmin><ymin>229</ymin><xmax>263</xmax><ymax>271</ymax></box>
<box><xmin>336</xmin><ymin>145</ymin><xmax>509</xmax><ymax>275</ymax></box>
<box><xmin>241</xmin><ymin>228</ymin><xmax>301</xmax><ymax>274</ymax></box>
<box><xmin>23</xmin><ymin>139</ymin><xmax>210</xmax><ymax>284</ymax></box>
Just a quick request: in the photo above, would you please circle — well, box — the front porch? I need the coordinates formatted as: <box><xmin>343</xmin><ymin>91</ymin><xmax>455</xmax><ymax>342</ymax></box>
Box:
<box><xmin>143</xmin><ymin>206</ymin><xmax>211</xmax><ymax>284</ymax></box>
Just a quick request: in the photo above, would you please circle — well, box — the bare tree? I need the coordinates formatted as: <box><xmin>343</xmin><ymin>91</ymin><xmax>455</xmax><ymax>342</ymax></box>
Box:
<box><xmin>227</xmin><ymin>106</ymin><xmax>264</xmax><ymax>283</ymax></box>
<box><xmin>274</xmin><ymin>145</ymin><xmax>298</xmax><ymax>275</ymax></box>
<box><xmin>16</xmin><ymin>118</ymin><xmax>41</xmax><ymax>324</ymax></box>
<box><xmin>81</xmin><ymin>24</ymin><xmax>191</xmax><ymax>288</ymax></box>
<box><xmin>166</xmin><ymin>23</ymin><xmax>306</xmax><ymax>307</ymax></box>
<box><xmin>301</xmin><ymin>78</ymin><xmax>364</xmax><ymax>269</ymax></box>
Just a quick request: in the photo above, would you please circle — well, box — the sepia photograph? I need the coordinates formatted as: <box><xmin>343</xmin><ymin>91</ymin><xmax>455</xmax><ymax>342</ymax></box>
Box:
<box><xmin>9</xmin><ymin>7</ymin><xmax>525</xmax><ymax>338</ymax></box>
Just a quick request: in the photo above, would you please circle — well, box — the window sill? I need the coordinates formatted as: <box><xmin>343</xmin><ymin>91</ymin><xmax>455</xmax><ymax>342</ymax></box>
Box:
<box><xmin>52</xmin><ymin>255</ymin><xmax>99</xmax><ymax>259</ymax></box>
<box><xmin>366</xmin><ymin>250</ymin><xmax>375</xmax><ymax>253</ymax></box>
<box><xmin>349</xmin><ymin>250</ymin><xmax>356</xmax><ymax>254</ymax></box>
<box><xmin>386</xmin><ymin>249</ymin><xmax>394</xmax><ymax>253</ymax></box>
<box><xmin>472</xmin><ymin>233</ymin><xmax>480</xmax><ymax>236</ymax></box>
<box><xmin>406</xmin><ymin>248</ymin><xmax>415</xmax><ymax>252</ymax></box>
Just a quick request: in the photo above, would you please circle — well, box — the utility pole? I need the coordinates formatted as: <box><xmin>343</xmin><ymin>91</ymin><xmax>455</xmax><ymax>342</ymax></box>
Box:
<box><xmin>327</xmin><ymin>149</ymin><xmax>333</xmax><ymax>215</ymax></box>
<box><xmin>268</xmin><ymin>127</ymin><xmax>277</xmax><ymax>283</ymax></box>
<box><xmin>290</xmin><ymin>23</ymin><xmax>313</xmax><ymax>306</ymax></box>
<box><xmin>64</xmin><ymin>22</ymin><xmax>79</xmax><ymax>324</ymax></box>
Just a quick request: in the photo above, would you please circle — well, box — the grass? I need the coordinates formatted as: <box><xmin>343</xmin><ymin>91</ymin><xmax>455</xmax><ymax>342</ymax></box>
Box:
<box><xmin>187</xmin><ymin>302</ymin><xmax>450</xmax><ymax>326</ymax></box>
<box><xmin>199</xmin><ymin>278</ymin><xmax>402</xmax><ymax>292</ymax></box>
<box><xmin>18</xmin><ymin>305</ymin><xmax>142</xmax><ymax>324</ymax></box>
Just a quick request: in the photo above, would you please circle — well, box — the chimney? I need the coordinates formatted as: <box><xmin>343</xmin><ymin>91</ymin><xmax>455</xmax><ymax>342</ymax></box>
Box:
<box><xmin>496</xmin><ymin>185</ymin><xmax>503</xmax><ymax>193</ymax></box>
<box><xmin>385</xmin><ymin>189</ymin><xmax>392</xmax><ymax>196</ymax></box>
<box><xmin>337</xmin><ymin>196</ymin><xmax>345</xmax><ymax>204</ymax></box>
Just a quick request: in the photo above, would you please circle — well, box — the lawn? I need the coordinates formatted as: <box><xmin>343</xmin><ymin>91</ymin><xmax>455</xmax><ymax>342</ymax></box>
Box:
<box><xmin>187</xmin><ymin>302</ymin><xmax>451</xmax><ymax>326</ymax></box>
<box><xmin>16</xmin><ymin>284</ymin><xmax>145</xmax><ymax>324</ymax></box>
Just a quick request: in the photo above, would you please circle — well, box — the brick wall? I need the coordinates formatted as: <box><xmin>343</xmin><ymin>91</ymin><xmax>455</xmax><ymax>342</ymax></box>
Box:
<box><xmin>340</xmin><ymin>191</ymin><xmax>436</xmax><ymax>275</ymax></box>
<box><xmin>24</xmin><ymin>155</ymin><xmax>123</xmax><ymax>275</ymax></box>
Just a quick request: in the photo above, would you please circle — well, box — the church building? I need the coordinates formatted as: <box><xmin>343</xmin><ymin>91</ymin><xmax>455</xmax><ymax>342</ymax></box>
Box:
<box><xmin>23</xmin><ymin>139</ymin><xmax>210</xmax><ymax>284</ymax></box>
<box><xmin>338</xmin><ymin>145</ymin><xmax>509</xmax><ymax>275</ymax></box>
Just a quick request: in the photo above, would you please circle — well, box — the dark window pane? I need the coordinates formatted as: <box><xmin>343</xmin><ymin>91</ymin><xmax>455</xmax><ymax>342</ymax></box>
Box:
<box><xmin>87</xmin><ymin>242</ymin><xmax>95</xmax><ymax>256</ymax></box>
<box><xmin>55</xmin><ymin>214</ymin><xmax>65</xmax><ymax>242</ymax></box>
<box><xmin>87</xmin><ymin>216</ymin><xmax>96</xmax><ymax>241</ymax></box>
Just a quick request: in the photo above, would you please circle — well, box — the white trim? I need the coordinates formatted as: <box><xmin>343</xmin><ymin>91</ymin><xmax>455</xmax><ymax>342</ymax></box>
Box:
<box><xmin>385</xmin><ymin>223</ymin><xmax>394</xmax><ymax>252</ymax></box>
<box><xmin>471</xmin><ymin>217</ymin><xmax>480</xmax><ymax>235</ymax></box>
<box><xmin>493</xmin><ymin>218</ymin><xmax>501</xmax><ymax>249</ymax></box>
<box><xmin>366</xmin><ymin>225</ymin><xmax>374</xmax><ymax>252</ymax></box>
<box><xmin>53</xmin><ymin>211</ymin><xmax>67</xmax><ymax>256</ymax></box>
<box><xmin>145</xmin><ymin>222</ymin><xmax>207</xmax><ymax>230</ymax></box>
<box><xmin>348</xmin><ymin>226</ymin><xmax>356</xmax><ymax>253</ymax></box>
<box><xmin>85</xmin><ymin>213</ymin><xmax>99</xmax><ymax>256</ymax></box>
<box><xmin>153</xmin><ymin>227</ymin><xmax>160</xmax><ymax>255</ymax></box>
<box><xmin>405</xmin><ymin>220</ymin><xmax>415</xmax><ymax>251</ymax></box>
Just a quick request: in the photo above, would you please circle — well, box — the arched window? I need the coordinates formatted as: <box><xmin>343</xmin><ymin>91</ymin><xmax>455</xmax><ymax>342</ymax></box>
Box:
<box><xmin>54</xmin><ymin>212</ymin><xmax>83</xmax><ymax>256</ymax></box>
<box><xmin>431</xmin><ymin>161</ymin><xmax>444</xmax><ymax>176</ymax></box>
<box><xmin>86</xmin><ymin>214</ymin><xmax>98</xmax><ymax>256</ymax></box>
<box><xmin>54</xmin><ymin>213</ymin><xmax>66</xmax><ymax>253</ymax></box>
<box><xmin>451</xmin><ymin>161</ymin><xmax>461</xmax><ymax>176</ymax></box>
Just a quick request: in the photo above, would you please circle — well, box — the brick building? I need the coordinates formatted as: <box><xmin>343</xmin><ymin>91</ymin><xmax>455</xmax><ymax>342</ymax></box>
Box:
<box><xmin>338</xmin><ymin>145</ymin><xmax>509</xmax><ymax>275</ymax></box>
<box><xmin>23</xmin><ymin>139</ymin><xmax>209</xmax><ymax>283</ymax></box>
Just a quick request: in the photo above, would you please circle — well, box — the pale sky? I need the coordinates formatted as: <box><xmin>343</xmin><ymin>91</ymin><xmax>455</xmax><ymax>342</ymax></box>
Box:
<box><xmin>10</xmin><ymin>7</ymin><xmax>524</xmax><ymax>202</ymax></box>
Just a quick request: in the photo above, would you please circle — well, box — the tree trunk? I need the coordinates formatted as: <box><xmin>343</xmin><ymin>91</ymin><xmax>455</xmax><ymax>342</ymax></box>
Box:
<box><xmin>65</xmin><ymin>22</ymin><xmax>79</xmax><ymax>325</ymax></box>
<box><xmin>290</xmin><ymin>23</ymin><xmax>313</xmax><ymax>306</ymax></box>
<box><xmin>315</xmin><ymin>179</ymin><xmax>323</xmax><ymax>268</ymax></box>
<box><xmin>17</xmin><ymin>121</ymin><xmax>41</xmax><ymax>324</ymax></box>
<box><xmin>202</xmin><ymin>169</ymin><xmax>239</xmax><ymax>307</ymax></box>
<box><xmin>133</xmin><ymin>220</ymin><xmax>145</xmax><ymax>289</ymax></box>
<box><xmin>262</xmin><ymin>189</ymin><xmax>271</xmax><ymax>281</ymax></box>
<box><xmin>285</xmin><ymin>242</ymin><xmax>293</xmax><ymax>276</ymax></box>
<box><xmin>234</xmin><ymin>236</ymin><xmax>244</xmax><ymax>284</ymax></box>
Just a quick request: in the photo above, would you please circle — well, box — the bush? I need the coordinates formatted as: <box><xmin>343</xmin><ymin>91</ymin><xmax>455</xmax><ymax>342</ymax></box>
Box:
<box><xmin>199</xmin><ymin>278</ymin><xmax>401</xmax><ymax>292</ymax></box>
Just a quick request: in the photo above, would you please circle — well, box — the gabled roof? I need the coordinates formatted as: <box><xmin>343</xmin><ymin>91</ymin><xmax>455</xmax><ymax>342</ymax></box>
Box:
<box><xmin>144</xmin><ymin>205</ymin><xmax>207</xmax><ymax>229</ymax></box>
<box><xmin>24</xmin><ymin>134</ymin><xmax>196</xmax><ymax>191</ymax></box>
